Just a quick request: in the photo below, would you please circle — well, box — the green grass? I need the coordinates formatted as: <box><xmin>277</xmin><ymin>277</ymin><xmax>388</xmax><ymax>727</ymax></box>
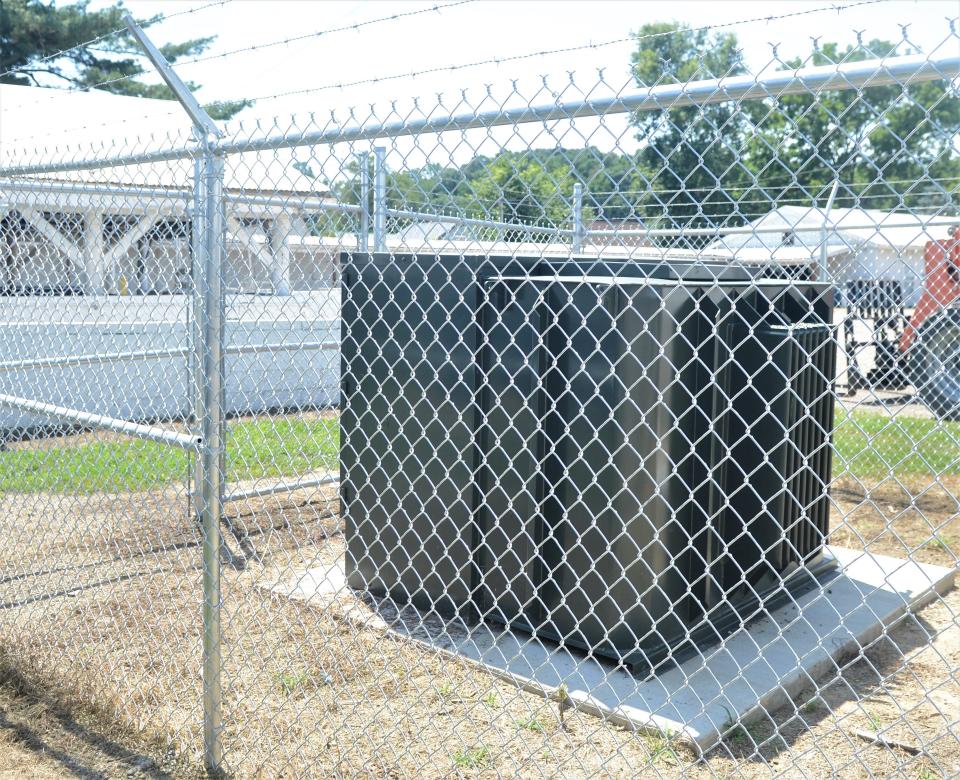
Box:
<box><xmin>515</xmin><ymin>716</ymin><xmax>545</xmax><ymax>732</ymax></box>
<box><xmin>643</xmin><ymin>729</ymin><xmax>680</xmax><ymax>766</ymax></box>
<box><xmin>0</xmin><ymin>416</ymin><xmax>339</xmax><ymax>494</ymax></box>
<box><xmin>833</xmin><ymin>408</ymin><xmax>960</xmax><ymax>480</ymax></box>
<box><xmin>1</xmin><ymin>408</ymin><xmax>955</xmax><ymax>494</ymax></box>
<box><xmin>452</xmin><ymin>747</ymin><xmax>491</xmax><ymax>770</ymax></box>
<box><xmin>276</xmin><ymin>667</ymin><xmax>334</xmax><ymax>696</ymax></box>
<box><xmin>802</xmin><ymin>696</ymin><xmax>823</xmax><ymax>714</ymax></box>
<box><xmin>277</xmin><ymin>669</ymin><xmax>311</xmax><ymax>696</ymax></box>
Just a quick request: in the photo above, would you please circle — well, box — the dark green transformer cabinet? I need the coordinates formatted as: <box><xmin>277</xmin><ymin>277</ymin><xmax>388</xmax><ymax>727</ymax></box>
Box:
<box><xmin>342</xmin><ymin>254</ymin><xmax>836</xmax><ymax>671</ymax></box>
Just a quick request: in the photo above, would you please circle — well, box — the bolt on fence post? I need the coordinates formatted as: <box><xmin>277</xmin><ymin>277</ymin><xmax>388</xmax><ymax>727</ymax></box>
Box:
<box><xmin>373</xmin><ymin>146</ymin><xmax>387</xmax><ymax>252</ymax></box>
<box><xmin>572</xmin><ymin>183</ymin><xmax>584</xmax><ymax>253</ymax></box>
<box><xmin>358</xmin><ymin>151</ymin><xmax>370</xmax><ymax>252</ymax></box>
<box><xmin>123</xmin><ymin>13</ymin><xmax>225</xmax><ymax>774</ymax></box>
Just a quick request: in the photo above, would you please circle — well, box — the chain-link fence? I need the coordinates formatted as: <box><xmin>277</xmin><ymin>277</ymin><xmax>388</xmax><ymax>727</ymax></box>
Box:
<box><xmin>0</xmin><ymin>5</ymin><xmax>957</xmax><ymax>778</ymax></box>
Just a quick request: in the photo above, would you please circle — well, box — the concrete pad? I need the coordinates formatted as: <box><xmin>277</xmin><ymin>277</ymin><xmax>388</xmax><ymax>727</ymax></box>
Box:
<box><xmin>267</xmin><ymin>547</ymin><xmax>955</xmax><ymax>753</ymax></box>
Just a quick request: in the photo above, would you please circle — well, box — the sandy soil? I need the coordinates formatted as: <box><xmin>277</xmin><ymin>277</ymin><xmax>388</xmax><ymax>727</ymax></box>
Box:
<box><xmin>0</xmin><ymin>667</ymin><xmax>174</xmax><ymax>779</ymax></box>
<box><xmin>0</xmin><ymin>468</ymin><xmax>954</xmax><ymax>778</ymax></box>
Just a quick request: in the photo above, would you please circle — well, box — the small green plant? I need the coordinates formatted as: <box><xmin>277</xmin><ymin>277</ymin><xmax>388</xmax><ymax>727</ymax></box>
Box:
<box><xmin>481</xmin><ymin>691</ymin><xmax>498</xmax><ymax>707</ymax></box>
<box><xmin>276</xmin><ymin>668</ymin><xmax>332</xmax><ymax>696</ymax></box>
<box><xmin>917</xmin><ymin>767</ymin><xmax>940</xmax><ymax>780</ymax></box>
<box><xmin>726</xmin><ymin>721</ymin><xmax>763</xmax><ymax>748</ymax></box>
<box><xmin>728</xmin><ymin>725</ymin><xmax>749</xmax><ymax>746</ymax></box>
<box><xmin>927</xmin><ymin>534</ymin><xmax>951</xmax><ymax>552</ymax></box>
<box><xmin>557</xmin><ymin>682</ymin><xmax>570</xmax><ymax>728</ymax></box>
<box><xmin>277</xmin><ymin>669</ymin><xmax>310</xmax><ymax>695</ymax></box>
<box><xmin>645</xmin><ymin>729</ymin><xmax>679</xmax><ymax>766</ymax></box>
<box><xmin>803</xmin><ymin>696</ymin><xmax>823</xmax><ymax>714</ymax></box>
<box><xmin>865</xmin><ymin>709</ymin><xmax>883</xmax><ymax>732</ymax></box>
<box><xmin>516</xmin><ymin>716</ymin><xmax>545</xmax><ymax>732</ymax></box>
<box><xmin>438</xmin><ymin>681</ymin><xmax>456</xmax><ymax>698</ymax></box>
<box><xmin>453</xmin><ymin>746</ymin><xmax>491</xmax><ymax>769</ymax></box>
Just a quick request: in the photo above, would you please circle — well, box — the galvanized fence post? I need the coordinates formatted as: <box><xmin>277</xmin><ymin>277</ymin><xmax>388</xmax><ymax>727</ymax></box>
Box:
<box><xmin>197</xmin><ymin>136</ymin><xmax>226</xmax><ymax>773</ymax></box>
<box><xmin>123</xmin><ymin>13</ymin><xmax>226</xmax><ymax>774</ymax></box>
<box><xmin>820</xmin><ymin>179</ymin><xmax>839</xmax><ymax>283</ymax></box>
<box><xmin>358</xmin><ymin>151</ymin><xmax>370</xmax><ymax>252</ymax></box>
<box><xmin>373</xmin><ymin>146</ymin><xmax>387</xmax><ymax>252</ymax></box>
<box><xmin>572</xmin><ymin>182</ymin><xmax>584</xmax><ymax>253</ymax></box>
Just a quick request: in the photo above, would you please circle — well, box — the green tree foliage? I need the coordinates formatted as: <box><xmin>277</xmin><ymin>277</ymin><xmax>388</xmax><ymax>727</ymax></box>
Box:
<box><xmin>742</xmin><ymin>39</ymin><xmax>960</xmax><ymax>212</ymax></box>
<box><xmin>630</xmin><ymin>22</ymin><xmax>750</xmax><ymax>229</ymax></box>
<box><xmin>0</xmin><ymin>0</ymin><xmax>249</xmax><ymax>119</ymax></box>
<box><xmin>333</xmin><ymin>148</ymin><xmax>644</xmax><ymax>239</ymax></box>
<box><xmin>331</xmin><ymin>25</ymin><xmax>957</xmax><ymax>239</ymax></box>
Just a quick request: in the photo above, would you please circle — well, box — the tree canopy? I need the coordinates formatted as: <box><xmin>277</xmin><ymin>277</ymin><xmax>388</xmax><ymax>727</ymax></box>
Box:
<box><xmin>330</xmin><ymin>22</ymin><xmax>958</xmax><ymax>242</ymax></box>
<box><xmin>0</xmin><ymin>0</ymin><xmax>248</xmax><ymax>119</ymax></box>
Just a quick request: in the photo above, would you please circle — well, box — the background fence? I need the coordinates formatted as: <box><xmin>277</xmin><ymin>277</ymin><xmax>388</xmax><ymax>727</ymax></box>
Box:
<box><xmin>0</xmin><ymin>2</ymin><xmax>957</xmax><ymax>778</ymax></box>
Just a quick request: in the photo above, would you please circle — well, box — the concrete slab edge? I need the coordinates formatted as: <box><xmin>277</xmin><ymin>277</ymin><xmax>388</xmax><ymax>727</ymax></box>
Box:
<box><xmin>719</xmin><ymin>563</ymin><xmax>956</xmax><ymax>755</ymax></box>
<box><xmin>386</xmin><ymin>553</ymin><xmax>956</xmax><ymax>756</ymax></box>
<box><xmin>269</xmin><ymin>550</ymin><xmax>956</xmax><ymax>758</ymax></box>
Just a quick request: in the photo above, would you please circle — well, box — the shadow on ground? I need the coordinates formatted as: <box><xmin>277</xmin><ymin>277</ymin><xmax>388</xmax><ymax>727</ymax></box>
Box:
<box><xmin>0</xmin><ymin>666</ymin><xmax>176</xmax><ymax>779</ymax></box>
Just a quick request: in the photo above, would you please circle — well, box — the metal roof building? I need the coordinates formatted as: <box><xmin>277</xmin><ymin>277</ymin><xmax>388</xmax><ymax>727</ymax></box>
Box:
<box><xmin>0</xmin><ymin>84</ymin><xmax>335</xmax><ymax>295</ymax></box>
<box><xmin>707</xmin><ymin>205</ymin><xmax>955</xmax><ymax>305</ymax></box>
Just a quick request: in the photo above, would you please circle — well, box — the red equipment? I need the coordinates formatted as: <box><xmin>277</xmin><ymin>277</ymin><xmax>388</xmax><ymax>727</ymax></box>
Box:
<box><xmin>900</xmin><ymin>229</ymin><xmax>960</xmax><ymax>352</ymax></box>
<box><xmin>901</xmin><ymin>228</ymin><xmax>960</xmax><ymax>419</ymax></box>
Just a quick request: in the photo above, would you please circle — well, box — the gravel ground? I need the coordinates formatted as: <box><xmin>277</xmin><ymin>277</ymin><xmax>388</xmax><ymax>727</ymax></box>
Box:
<box><xmin>0</xmin><ymin>469</ymin><xmax>955</xmax><ymax>778</ymax></box>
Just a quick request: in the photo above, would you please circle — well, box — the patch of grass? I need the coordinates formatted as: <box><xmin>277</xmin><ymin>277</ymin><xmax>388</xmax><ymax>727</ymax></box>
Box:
<box><xmin>802</xmin><ymin>696</ymin><xmax>823</xmax><ymax>714</ymax></box>
<box><xmin>833</xmin><ymin>409</ymin><xmax>960</xmax><ymax>480</ymax></box>
<box><xmin>277</xmin><ymin>669</ymin><xmax>311</xmax><ymax>696</ymax></box>
<box><xmin>926</xmin><ymin>533</ymin><xmax>952</xmax><ymax>552</ymax></box>
<box><xmin>725</xmin><ymin>720</ymin><xmax>764</xmax><ymax>749</ymax></box>
<box><xmin>276</xmin><ymin>668</ymin><xmax>333</xmax><ymax>696</ymax></box>
<box><xmin>229</xmin><ymin>417</ymin><xmax>339</xmax><ymax>482</ymax></box>
<box><xmin>0</xmin><ymin>416</ymin><xmax>339</xmax><ymax>494</ymax></box>
<box><xmin>7</xmin><ymin>408</ymin><xmax>954</xmax><ymax>493</ymax></box>
<box><xmin>481</xmin><ymin>692</ymin><xmax>498</xmax><ymax>707</ymax></box>
<box><xmin>516</xmin><ymin>716</ymin><xmax>545</xmax><ymax>732</ymax></box>
<box><xmin>452</xmin><ymin>746</ymin><xmax>490</xmax><ymax>770</ymax></box>
<box><xmin>438</xmin><ymin>681</ymin><xmax>455</xmax><ymax>698</ymax></box>
<box><xmin>644</xmin><ymin>729</ymin><xmax>679</xmax><ymax>766</ymax></box>
<box><xmin>728</xmin><ymin>725</ymin><xmax>749</xmax><ymax>746</ymax></box>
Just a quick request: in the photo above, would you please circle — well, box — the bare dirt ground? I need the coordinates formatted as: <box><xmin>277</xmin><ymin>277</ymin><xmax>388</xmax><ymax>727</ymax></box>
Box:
<box><xmin>0</xmin><ymin>668</ymin><xmax>172</xmax><ymax>779</ymax></box>
<box><xmin>0</xmin><ymin>468</ymin><xmax>955</xmax><ymax>777</ymax></box>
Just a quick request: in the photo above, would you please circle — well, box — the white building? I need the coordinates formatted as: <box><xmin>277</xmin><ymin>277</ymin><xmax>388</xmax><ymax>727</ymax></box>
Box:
<box><xmin>0</xmin><ymin>84</ymin><xmax>340</xmax><ymax>296</ymax></box>
<box><xmin>0</xmin><ymin>85</ymin><xmax>343</xmax><ymax>430</ymax></box>
<box><xmin>706</xmin><ymin>205</ymin><xmax>955</xmax><ymax>306</ymax></box>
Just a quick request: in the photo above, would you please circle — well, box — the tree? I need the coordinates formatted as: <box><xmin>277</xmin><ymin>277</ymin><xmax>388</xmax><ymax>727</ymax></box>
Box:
<box><xmin>631</xmin><ymin>25</ymin><xmax>960</xmax><ymax>230</ymax></box>
<box><xmin>630</xmin><ymin>22</ymin><xmax>752</xmax><ymax>233</ymax></box>
<box><xmin>742</xmin><ymin>39</ymin><xmax>960</xmax><ymax>213</ymax></box>
<box><xmin>333</xmin><ymin>149</ymin><xmax>604</xmax><ymax>240</ymax></box>
<box><xmin>0</xmin><ymin>0</ymin><xmax>248</xmax><ymax>119</ymax></box>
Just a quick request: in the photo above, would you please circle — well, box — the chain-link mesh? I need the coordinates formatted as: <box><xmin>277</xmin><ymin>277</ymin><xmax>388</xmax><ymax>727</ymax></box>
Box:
<box><xmin>0</xmin><ymin>11</ymin><xmax>957</xmax><ymax>779</ymax></box>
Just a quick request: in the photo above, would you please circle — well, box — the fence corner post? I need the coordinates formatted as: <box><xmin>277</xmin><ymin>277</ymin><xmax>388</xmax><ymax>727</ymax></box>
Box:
<box><xmin>124</xmin><ymin>12</ymin><xmax>225</xmax><ymax>775</ymax></box>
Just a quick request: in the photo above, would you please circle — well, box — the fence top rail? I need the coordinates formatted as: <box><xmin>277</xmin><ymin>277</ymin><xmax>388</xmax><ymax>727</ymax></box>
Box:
<box><xmin>217</xmin><ymin>53</ymin><xmax>960</xmax><ymax>156</ymax></box>
<box><xmin>1</xmin><ymin>51</ymin><xmax>957</xmax><ymax>178</ymax></box>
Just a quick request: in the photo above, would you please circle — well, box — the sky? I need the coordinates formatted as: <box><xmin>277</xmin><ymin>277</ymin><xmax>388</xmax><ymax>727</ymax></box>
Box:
<box><xmin>18</xmin><ymin>0</ymin><xmax>959</xmax><ymax>184</ymax></box>
<box><xmin>89</xmin><ymin>0</ymin><xmax>959</xmax><ymax>124</ymax></box>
